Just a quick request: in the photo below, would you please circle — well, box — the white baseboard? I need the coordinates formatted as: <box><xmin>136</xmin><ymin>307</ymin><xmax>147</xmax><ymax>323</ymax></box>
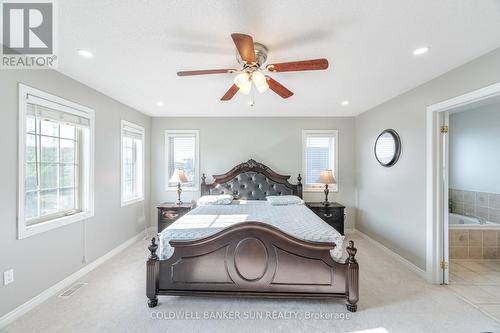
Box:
<box><xmin>354</xmin><ymin>229</ymin><xmax>428</xmax><ymax>280</ymax></box>
<box><xmin>0</xmin><ymin>227</ymin><xmax>154</xmax><ymax>330</ymax></box>
<box><xmin>344</xmin><ymin>228</ymin><xmax>355</xmax><ymax>234</ymax></box>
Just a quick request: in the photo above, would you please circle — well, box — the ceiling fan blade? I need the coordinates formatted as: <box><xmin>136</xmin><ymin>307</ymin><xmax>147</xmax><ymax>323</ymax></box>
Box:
<box><xmin>266</xmin><ymin>76</ymin><xmax>294</xmax><ymax>99</ymax></box>
<box><xmin>231</xmin><ymin>33</ymin><xmax>256</xmax><ymax>63</ymax></box>
<box><xmin>177</xmin><ymin>69</ymin><xmax>236</xmax><ymax>76</ymax></box>
<box><xmin>266</xmin><ymin>58</ymin><xmax>329</xmax><ymax>72</ymax></box>
<box><xmin>221</xmin><ymin>84</ymin><xmax>239</xmax><ymax>101</ymax></box>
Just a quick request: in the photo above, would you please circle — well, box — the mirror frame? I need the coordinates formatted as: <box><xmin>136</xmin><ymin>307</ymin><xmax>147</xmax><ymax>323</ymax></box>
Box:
<box><xmin>374</xmin><ymin>129</ymin><xmax>402</xmax><ymax>167</ymax></box>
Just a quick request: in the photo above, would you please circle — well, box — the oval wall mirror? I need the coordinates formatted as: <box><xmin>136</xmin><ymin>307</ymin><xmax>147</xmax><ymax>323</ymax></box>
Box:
<box><xmin>374</xmin><ymin>129</ymin><xmax>401</xmax><ymax>167</ymax></box>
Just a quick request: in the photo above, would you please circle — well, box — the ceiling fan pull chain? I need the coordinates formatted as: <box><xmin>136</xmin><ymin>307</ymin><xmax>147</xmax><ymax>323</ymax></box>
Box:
<box><xmin>248</xmin><ymin>87</ymin><xmax>256</xmax><ymax>107</ymax></box>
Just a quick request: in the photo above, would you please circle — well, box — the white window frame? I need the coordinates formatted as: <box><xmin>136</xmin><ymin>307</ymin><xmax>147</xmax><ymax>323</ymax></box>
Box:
<box><xmin>164</xmin><ymin>130</ymin><xmax>199</xmax><ymax>191</ymax></box>
<box><xmin>18</xmin><ymin>84</ymin><xmax>95</xmax><ymax>239</ymax></box>
<box><xmin>120</xmin><ymin>120</ymin><xmax>145</xmax><ymax>206</ymax></box>
<box><xmin>302</xmin><ymin>129</ymin><xmax>339</xmax><ymax>192</ymax></box>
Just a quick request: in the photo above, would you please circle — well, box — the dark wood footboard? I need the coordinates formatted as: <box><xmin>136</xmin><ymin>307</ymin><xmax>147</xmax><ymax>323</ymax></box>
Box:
<box><xmin>146</xmin><ymin>222</ymin><xmax>359</xmax><ymax>312</ymax></box>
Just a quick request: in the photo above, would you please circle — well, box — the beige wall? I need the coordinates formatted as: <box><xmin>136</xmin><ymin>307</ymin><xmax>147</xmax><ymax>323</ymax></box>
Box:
<box><xmin>355</xmin><ymin>47</ymin><xmax>500</xmax><ymax>270</ymax></box>
<box><xmin>0</xmin><ymin>70</ymin><xmax>151</xmax><ymax>318</ymax></box>
<box><xmin>151</xmin><ymin>117</ymin><xmax>356</xmax><ymax>229</ymax></box>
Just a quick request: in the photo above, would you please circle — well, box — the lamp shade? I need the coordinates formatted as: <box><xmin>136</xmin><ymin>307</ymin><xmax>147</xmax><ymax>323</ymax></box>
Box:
<box><xmin>169</xmin><ymin>168</ymin><xmax>188</xmax><ymax>183</ymax></box>
<box><xmin>317</xmin><ymin>169</ymin><xmax>336</xmax><ymax>185</ymax></box>
<box><xmin>234</xmin><ymin>72</ymin><xmax>252</xmax><ymax>95</ymax></box>
<box><xmin>251</xmin><ymin>71</ymin><xmax>269</xmax><ymax>93</ymax></box>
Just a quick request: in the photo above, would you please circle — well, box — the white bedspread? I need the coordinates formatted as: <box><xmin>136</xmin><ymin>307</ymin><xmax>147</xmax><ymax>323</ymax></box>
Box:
<box><xmin>158</xmin><ymin>200</ymin><xmax>344</xmax><ymax>261</ymax></box>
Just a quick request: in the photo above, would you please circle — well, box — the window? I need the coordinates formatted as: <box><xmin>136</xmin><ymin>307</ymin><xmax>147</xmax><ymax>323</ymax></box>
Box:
<box><xmin>165</xmin><ymin>130</ymin><xmax>199</xmax><ymax>190</ymax></box>
<box><xmin>18</xmin><ymin>84</ymin><xmax>94</xmax><ymax>239</ymax></box>
<box><xmin>302</xmin><ymin>130</ymin><xmax>338</xmax><ymax>192</ymax></box>
<box><xmin>121</xmin><ymin>120</ymin><xmax>145</xmax><ymax>206</ymax></box>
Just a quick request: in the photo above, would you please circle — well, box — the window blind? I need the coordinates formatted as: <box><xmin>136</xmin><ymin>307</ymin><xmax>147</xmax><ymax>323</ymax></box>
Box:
<box><xmin>305</xmin><ymin>136</ymin><xmax>334</xmax><ymax>185</ymax></box>
<box><xmin>122</xmin><ymin>123</ymin><xmax>144</xmax><ymax>140</ymax></box>
<box><xmin>26</xmin><ymin>101</ymin><xmax>90</xmax><ymax>128</ymax></box>
<box><xmin>168</xmin><ymin>135</ymin><xmax>196</xmax><ymax>183</ymax></box>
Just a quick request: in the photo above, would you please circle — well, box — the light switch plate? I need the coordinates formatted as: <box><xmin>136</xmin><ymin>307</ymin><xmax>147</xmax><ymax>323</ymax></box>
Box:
<box><xmin>4</xmin><ymin>269</ymin><xmax>14</xmax><ymax>285</ymax></box>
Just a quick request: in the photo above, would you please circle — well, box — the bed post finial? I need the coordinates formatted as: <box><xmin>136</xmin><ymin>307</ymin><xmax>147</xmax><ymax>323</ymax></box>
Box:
<box><xmin>201</xmin><ymin>173</ymin><xmax>206</xmax><ymax>185</ymax></box>
<box><xmin>346</xmin><ymin>240</ymin><xmax>357</xmax><ymax>263</ymax></box>
<box><xmin>345</xmin><ymin>240</ymin><xmax>359</xmax><ymax>312</ymax></box>
<box><xmin>147</xmin><ymin>237</ymin><xmax>159</xmax><ymax>308</ymax></box>
<box><xmin>148</xmin><ymin>237</ymin><xmax>158</xmax><ymax>260</ymax></box>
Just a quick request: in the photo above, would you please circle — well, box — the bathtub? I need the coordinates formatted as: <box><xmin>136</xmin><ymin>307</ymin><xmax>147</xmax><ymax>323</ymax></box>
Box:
<box><xmin>449</xmin><ymin>213</ymin><xmax>500</xmax><ymax>259</ymax></box>
<box><xmin>449</xmin><ymin>213</ymin><xmax>500</xmax><ymax>229</ymax></box>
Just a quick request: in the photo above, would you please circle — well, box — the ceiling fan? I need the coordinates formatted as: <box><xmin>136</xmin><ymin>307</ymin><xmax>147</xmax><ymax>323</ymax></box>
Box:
<box><xmin>177</xmin><ymin>33</ymin><xmax>329</xmax><ymax>101</ymax></box>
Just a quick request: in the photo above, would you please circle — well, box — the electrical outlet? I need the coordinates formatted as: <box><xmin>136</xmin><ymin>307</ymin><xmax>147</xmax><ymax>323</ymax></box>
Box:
<box><xmin>4</xmin><ymin>269</ymin><xmax>14</xmax><ymax>285</ymax></box>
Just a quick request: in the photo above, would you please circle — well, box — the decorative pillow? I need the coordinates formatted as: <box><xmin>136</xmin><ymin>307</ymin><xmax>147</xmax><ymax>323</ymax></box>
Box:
<box><xmin>196</xmin><ymin>194</ymin><xmax>233</xmax><ymax>206</ymax></box>
<box><xmin>266</xmin><ymin>195</ymin><xmax>304</xmax><ymax>206</ymax></box>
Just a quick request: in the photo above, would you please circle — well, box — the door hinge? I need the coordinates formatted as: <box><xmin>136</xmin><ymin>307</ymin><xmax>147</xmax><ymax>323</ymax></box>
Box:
<box><xmin>440</xmin><ymin>126</ymin><xmax>449</xmax><ymax>134</ymax></box>
<box><xmin>440</xmin><ymin>261</ymin><xmax>449</xmax><ymax>270</ymax></box>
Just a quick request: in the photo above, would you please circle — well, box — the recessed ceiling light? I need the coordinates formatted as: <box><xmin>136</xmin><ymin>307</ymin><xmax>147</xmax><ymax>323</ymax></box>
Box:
<box><xmin>156</xmin><ymin>101</ymin><xmax>164</xmax><ymax>107</ymax></box>
<box><xmin>413</xmin><ymin>47</ymin><xmax>429</xmax><ymax>56</ymax></box>
<box><xmin>77</xmin><ymin>49</ymin><xmax>94</xmax><ymax>58</ymax></box>
<box><xmin>341</xmin><ymin>100</ymin><xmax>349</xmax><ymax>106</ymax></box>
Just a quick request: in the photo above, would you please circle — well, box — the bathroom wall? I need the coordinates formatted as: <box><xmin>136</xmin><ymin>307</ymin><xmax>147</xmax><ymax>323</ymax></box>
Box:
<box><xmin>449</xmin><ymin>189</ymin><xmax>500</xmax><ymax>223</ymax></box>
<box><xmin>449</xmin><ymin>102</ymin><xmax>500</xmax><ymax>222</ymax></box>
<box><xmin>450</xmin><ymin>102</ymin><xmax>500</xmax><ymax>193</ymax></box>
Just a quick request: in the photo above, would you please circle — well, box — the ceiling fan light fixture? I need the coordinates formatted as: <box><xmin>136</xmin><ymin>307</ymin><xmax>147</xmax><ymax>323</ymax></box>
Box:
<box><xmin>234</xmin><ymin>72</ymin><xmax>252</xmax><ymax>95</ymax></box>
<box><xmin>178</xmin><ymin>33</ymin><xmax>329</xmax><ymax>101</ymax></box>
<box><xmin>251</xmin><ymin>71</ymin><xmax>269</xmax><ymax>93</ymax></box>
<box><xmin>234</xmin><ymin>72</ymin><xmax>250</xmax><ymax>88</ymax></box>
<box><xmin>239</xmin><ymin>80</ymin><xmax>252</xmax><ymax>95</ymax></box>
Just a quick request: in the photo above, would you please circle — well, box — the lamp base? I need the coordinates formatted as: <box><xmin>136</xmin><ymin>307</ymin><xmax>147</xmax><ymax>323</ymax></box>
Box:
<box><xmin>322</xmin><ymin>184</ymin><xmax>330</xmax><ymax>207</ymax></box>
<box><xmin>176</xmin><ymin>183</ymin><xmax>183</xmax><ymax>205</ymax></box>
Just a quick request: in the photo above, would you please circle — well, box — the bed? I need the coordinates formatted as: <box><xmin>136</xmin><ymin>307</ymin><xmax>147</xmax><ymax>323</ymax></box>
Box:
<box><xmin>146</xmin><ymin>159</ymin><xmax>359</xmax><ymax>311</ymax></box>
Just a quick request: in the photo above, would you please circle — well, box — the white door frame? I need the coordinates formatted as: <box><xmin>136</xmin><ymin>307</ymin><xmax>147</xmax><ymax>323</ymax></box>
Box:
<box><xmin>426</xmin><ymin>82</ymin><xmax>500</xmax><ymax>284</ymax></box>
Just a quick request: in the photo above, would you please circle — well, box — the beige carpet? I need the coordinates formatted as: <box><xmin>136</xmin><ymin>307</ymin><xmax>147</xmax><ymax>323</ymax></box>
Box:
<box><xmin>3</xmin><ymin>232</ymin><xmax>499</xmax><ymax>333</ymax></box>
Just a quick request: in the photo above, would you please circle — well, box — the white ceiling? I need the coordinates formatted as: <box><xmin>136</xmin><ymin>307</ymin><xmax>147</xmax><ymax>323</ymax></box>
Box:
<box><xmin>58</xmin><ymin>0</ymin><xmax>500</xmax><ymax>117</ymax></box>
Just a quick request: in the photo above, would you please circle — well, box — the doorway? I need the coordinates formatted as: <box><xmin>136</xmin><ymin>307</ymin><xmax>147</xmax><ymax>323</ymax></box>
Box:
<box><xmin>426</xmin><ymin>82</ymin><xmax>500</xmax><ymax>285</ymax></box>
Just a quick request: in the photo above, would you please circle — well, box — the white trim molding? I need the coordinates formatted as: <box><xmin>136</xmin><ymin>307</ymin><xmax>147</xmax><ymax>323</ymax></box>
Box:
<box><xmin>0</xmin><ymin>227</ymin><xmax>154</xmax><ymax>330</ymax></box>
<box><xmin>426</xmin><ymin>82</ymin><xmax>500</xmax><ymax>284</ymax></box>
<box><xmin>301</xmin><ymin>129</ymin><xmax>339</xmax><ymax>193</ymax></box>
<box><xmin>164</xmin><ymin>129</ymin><xmax>200</xmax><ymax>191</ymax></box>
<box><xmin>17</xmin><ymin>84</ymin><xmax>95</xmax><ymax>239</ymax></box>
<box><xmin>120</xmin><ymin>120</ymin><xmax>146</xmax><ymax>207</ymax></box>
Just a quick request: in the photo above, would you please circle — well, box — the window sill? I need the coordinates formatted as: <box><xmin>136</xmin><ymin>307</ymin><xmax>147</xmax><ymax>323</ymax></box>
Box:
<box><xmin>18</xmin><ymin>211</ymin><xmax>94</xmax><ymax>239</ymax></box>
<box><xmin>121</xmin><ymin>197</ymin><xmax>144</xmax><ymax>207</ymax></box>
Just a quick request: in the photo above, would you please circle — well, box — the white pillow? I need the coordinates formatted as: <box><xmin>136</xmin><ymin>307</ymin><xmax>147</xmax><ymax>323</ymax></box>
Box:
<box><xmin>266</xmin><ymin>195</ymin><xmax>304</xmax><ymax>206</ymax></box>
<box><xmin>196</xmin><ymin>194</ymin><xmax>233</xmax><ymax>206</ymax></box>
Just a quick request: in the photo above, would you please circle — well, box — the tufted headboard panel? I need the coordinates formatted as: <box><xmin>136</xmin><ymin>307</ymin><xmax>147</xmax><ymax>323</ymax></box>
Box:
<box><xmin>201</xmin><ymin>159</ymin><xmax>302</xmax><ymax>200</ymax></box>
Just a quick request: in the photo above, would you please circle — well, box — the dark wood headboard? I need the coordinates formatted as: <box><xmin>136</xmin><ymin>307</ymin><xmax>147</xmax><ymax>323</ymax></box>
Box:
<box><xmin>200</xmin><ymin>159</ymin><xmax>302</xmax><ymax>200</ymax></box>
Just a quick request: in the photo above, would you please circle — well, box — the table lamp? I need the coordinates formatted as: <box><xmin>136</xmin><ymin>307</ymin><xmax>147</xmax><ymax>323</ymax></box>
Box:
<box><xmin>317</xmin><ymin>169</ymin><xmax>336</xmax><ymax>206</ymax></box>
<box><xmin>169</xmin><ymin>168</ymin><xmax>188</xmax><ymax>205</ymax></box>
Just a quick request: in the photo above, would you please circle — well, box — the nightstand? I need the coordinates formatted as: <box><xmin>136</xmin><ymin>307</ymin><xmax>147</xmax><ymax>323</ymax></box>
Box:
<box><xmin>157</xmin><ymin>202</ymin><xmax>195</xmax><ymax>233</ymax></box>
<box><xmin>306</xmin><ymin>202</ymin><xmax>346</xmax><ymax>235</ymax></box>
